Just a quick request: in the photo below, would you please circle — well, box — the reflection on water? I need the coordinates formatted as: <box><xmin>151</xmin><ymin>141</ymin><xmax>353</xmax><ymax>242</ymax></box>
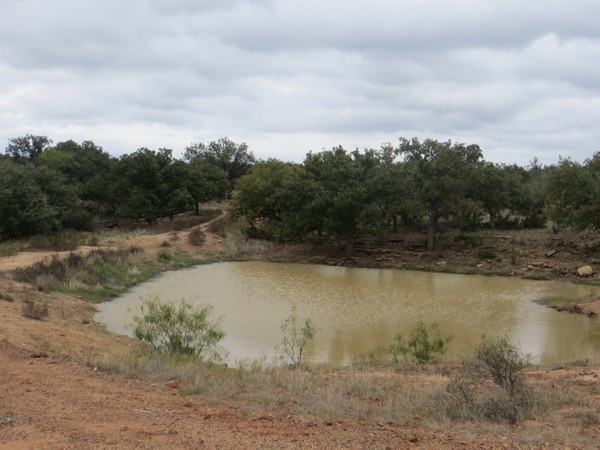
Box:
<box><xmin>96</xmin><ymin>262</ymin><xmax>600</xmax><ymax>365</ymax></box>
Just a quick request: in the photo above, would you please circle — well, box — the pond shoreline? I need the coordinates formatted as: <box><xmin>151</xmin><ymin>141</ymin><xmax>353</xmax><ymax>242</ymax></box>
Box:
<box><xmin>235</xmin><ymin>226</ymin><xmax>600</xmax><ymax>317</ymax></box>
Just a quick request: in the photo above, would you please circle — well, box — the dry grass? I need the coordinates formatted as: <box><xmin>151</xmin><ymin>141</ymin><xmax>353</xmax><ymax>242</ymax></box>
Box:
<box><xmin>188</xmin><ymin>228</ymin><xmax>206</xmax><ymax>246</ymax></box>
<box><xmin>89</xmin><ymin>350</ymin><xmax>442</xmax><ymax>423</ymax></box>
<box><xmin>21</xmin><ymin>296</ymin><xmax>49</xmax><ymax>320</ymax></box>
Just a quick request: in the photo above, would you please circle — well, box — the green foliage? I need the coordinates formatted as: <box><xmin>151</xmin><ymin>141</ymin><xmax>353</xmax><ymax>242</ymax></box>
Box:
<box><xmin>5</xmin><ymin>134</ymin><xmax>52</xmax><ymax>162</ymax></box>
<box><xmin>131</xmin><ymin>297</ymin><xmax>225</xmax><ymax>358</ymax></box>
<box><xmin>544</xmin><ymin>155</ymin><xmax>600</xmax><ymax>231</ymax></box>
<box><xmin>8</xmin><ymin>248</ymin><xmax>202</xmax><ymax>303</ymax></box>
<box><xmin>0</xmin><ymin>292</ymin><xmax>14</xmax><ymax>302</ymax></box>
<box><xmin>0</xmin><ymin>160</ymin><xmax>56</xmax><ymax>239</ymax></box>
<box><xmin>277</xmin><ymin>306</ymin><xmax>316</xmax><ymax>366</ymax></box>
<box><xmin>0</xmin><ymin>241</ymin><xmax>21</xmax><ymax>257</ymax></box>
<box><xmin>184</xmin><ymin>137</ymin><xmax>255</xmax><ymax>196</ymax></box>
<box><xmin>388</xmin><ymin>321</ymin><xmax>452</xmax><ymax>364</ymax></box>
<box><xmin>399</xmin><ymin>138</ymin><xmax>483</xmax><ymax>251</ymax></box>
<box><xmin>477</xmin><ymin>249</ymin><xmax>496</xmax><ymax>260</ymax></box>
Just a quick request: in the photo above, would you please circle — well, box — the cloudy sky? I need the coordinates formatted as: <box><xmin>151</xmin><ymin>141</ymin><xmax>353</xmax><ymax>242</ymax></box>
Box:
<box><xmin>1</xmin><ymin>0</ymin><xmax>599</xmax><ymax>165</ymax></box>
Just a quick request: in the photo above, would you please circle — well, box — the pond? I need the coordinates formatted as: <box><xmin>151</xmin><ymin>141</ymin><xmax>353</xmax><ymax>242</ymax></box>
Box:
<box><xmin>96</xmin><ymin>262</ymin><xmax>600</xmax><ymax>365</ymax></box>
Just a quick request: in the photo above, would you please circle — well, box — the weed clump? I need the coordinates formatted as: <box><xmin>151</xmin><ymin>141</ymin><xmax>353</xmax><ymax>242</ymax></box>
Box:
<box><xmin>188</xmin><ymin>228</ymin><xmax>206</xmax><ymax>246</ymax></box>
<box><xmin>0</xmin><ymin>241</ymin><xmax>21</xmax><ymax>257</ymax></box>
<box><xmin>0</xmin><ymin>292</ymin><xmax>14</xmax><ymax>302</ymax></box>
<box><xmin>22</xmin><ymin>297</ymin><xmax>49</xmax><ymax>320</ymax></box>
<box><xmin>277</xmin><ymin>306</ymin><xmax>315</xmax><ymax>367</ymax></box>
<box><xmin>445</xmin><ymin>337</ymin><xmax>540</xmax><ymax>424</ymax></box>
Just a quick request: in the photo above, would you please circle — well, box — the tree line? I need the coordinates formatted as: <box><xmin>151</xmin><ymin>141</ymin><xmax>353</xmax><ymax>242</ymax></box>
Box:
<box><xmin>0</xmin><ymin>135</ymin><xmax>254</xmax><ymax>239</ymax></box>
<box><xmin>231</xmin><ymin>138</ymin><xmax>600</xmax><ymax>254</ymax></box>
<box><xmin>1</xmin><ymin>134</ymin><xmax>599</xmax><ymax>253</ymax></box>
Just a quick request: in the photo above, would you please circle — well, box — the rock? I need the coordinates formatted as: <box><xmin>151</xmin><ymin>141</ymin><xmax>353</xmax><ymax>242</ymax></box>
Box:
<box><xmin>435</xmin><ymin>261</ymin><xmax>446</xmax><ymax>266</ymax></box>
<box><xmin>577</xmin><ymin>265</ymin><xmax>595</xmax><ymax>277</ymax></box>
<box><xmin>164</xmin><ymin>380</ymin><xmax>179</xmax><ymax>388</ymax></box>
<box><xmin>546</xmin><ymin>250</ymin><xmax>558</xmax><ymax>257</ymax></box>
<box><xmin>476</xmin><ymin>263</ymin><xmax>485</xmax><ymax>268</ymax></box>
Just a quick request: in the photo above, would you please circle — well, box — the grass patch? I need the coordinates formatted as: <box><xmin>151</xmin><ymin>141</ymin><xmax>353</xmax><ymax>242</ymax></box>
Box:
<box><xmin>88</xmin><ymin>350</ymin><xmax>442</xmax><ymax>424</ymax></box>
<box><xmin>0</xmin><ymin>240</ymin><xmax>21</xmax><ymax>257</ymax></box>
<box><xmin>13</xmin><ymin>249</ymin><xmax>211</xmax><ymax>303</ymax></box>
<box><xmin>0</xmin><ymin>292</ymin><xmax>15</xmax><ymax>302</ymax></box>
<box><xmin>116</xmin><ymin>210</ymin><xmax>222</xmax><ymax>234</ymax></box>
<box><xmin>26</xmin><ymin>230</ymin><xmax>92</xmax><ymax>251</ymax></box>
<box><xmin>540</xmin><ymin>294</ymin><xmax>599</xmax><ymax>314</ymax></box>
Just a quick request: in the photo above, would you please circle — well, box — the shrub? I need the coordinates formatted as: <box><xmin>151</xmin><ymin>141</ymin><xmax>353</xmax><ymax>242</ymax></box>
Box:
<box><xmin>277</xmin><ymin>306</ymin><xmax>316</xmax><ymax>366</ymax></box>
<box><xmin>0</xmin><ymin>240</ymin><xmax>21</xmax><ymax>257</ymax></box>
<box><xmin>157</xmin><ymin>249</ymin><xmax>172</xmax><ymax>261</ymax></box>
<box><xmin>188</xmin><ymin>228</ymin><xmax>206</xmax><ymax>246</ymax></box>
<box><xmin>473</xmin><ymin>336</ymin><xmax>529</xmax><ymax>396</ymax></box>
<box><xmin>521</xmin><ymin>214</ymin><xmax>547</xmax><ymax>229</ymax></box>
<box><xmin>389</xmin><ymin>321</ymin><xmax>452</xmax><ymax>364</ymax></box>
<box><xmin>130</xmin><ymin>297</ymin><xmax>225</xmax><ymax>359</ymax></box>
<box><xmin>446</xmin><ymin>337</ymin><xmax>537</xmax><ymax>424</ymax></box>
<box><xmin>22</xmin><ymin>297</ymin><xmax>49</xmax><ymax>320</ymax></box>
<box><xmin>0</xmin><ymin>292</ymin><xmax>14</xmax><ymax>302</ymax></box>
<box><xmin>477</xmin><ymin>249</ymin><xmax>496</xmax><ymax>260</ymax></box>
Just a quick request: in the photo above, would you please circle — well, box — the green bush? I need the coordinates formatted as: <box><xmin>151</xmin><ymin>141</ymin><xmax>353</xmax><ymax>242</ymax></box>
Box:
<box><xmin>388</xmin><ymin>321</ymin><xmax>452</xmax><ymax>365</ymax></box>
<box><xmin>277</xmin><ymin>306</ymin><xmax>316</xmax><ymax>366</ymax></box>
<box><xmin>0</xmin><ymin>292</ymin><xmax>15</xmax><ymax>302</ymax></box>
<box><xmin>0</xmin><ymin>240</ymin><xmax>21</xmax><ymax>257</ymax></box>
<box><xmin>477</xmin><ymin>249</ymin><xmax>496</xmax><ymax>260</ymax></box>
<box><xmin>131</xmin><ymin>297</ymin><xmax>225</xmax><ymax>359</ymax></box>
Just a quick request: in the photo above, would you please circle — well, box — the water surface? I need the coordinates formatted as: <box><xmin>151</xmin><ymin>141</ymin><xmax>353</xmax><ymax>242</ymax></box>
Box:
<box><xmin>96</xmin><ymin>262</ymin><xmax>600</xmax><ymax>365</ymax></box>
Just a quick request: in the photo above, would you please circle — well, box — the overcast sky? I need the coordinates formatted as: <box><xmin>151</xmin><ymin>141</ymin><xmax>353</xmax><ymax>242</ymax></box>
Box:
<box><xmin>1</xmin><ymin>0</ymin><xmax>599</xmax><ymax>166</ymax></box>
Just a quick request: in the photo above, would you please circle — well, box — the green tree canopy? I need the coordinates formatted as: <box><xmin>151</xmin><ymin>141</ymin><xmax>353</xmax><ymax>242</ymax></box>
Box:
<box><xmin>544</xmin><ymin>155</ymin><xmax>600</xmax><ymax>230</ymax></box>
<box><xmin>398</xmin><ymin>138</ymin><xmax>483</xmax><ymax>250</ymax></box>
<box><xmin>4</xmin><ymin>134</ymin><xmax>52</xmax><ymax>163</ymax></box>
<box><xmin>184</xmin><ymin>137</ymin><xmax>255</xmax><ymax>197</ymax></box>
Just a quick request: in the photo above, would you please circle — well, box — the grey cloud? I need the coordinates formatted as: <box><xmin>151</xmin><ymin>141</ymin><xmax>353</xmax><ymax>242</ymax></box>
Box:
<box><xmin>0</xmin><ymin>0</ymin><xmax>599</xmax><ymax>165</ymax></box>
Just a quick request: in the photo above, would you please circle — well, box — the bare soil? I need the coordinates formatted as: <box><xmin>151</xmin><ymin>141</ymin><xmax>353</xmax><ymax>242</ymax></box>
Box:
<box><xmin>1</xmin><ymin>220</ymin><xmax>599</xmax><ymax>448</ymax></box>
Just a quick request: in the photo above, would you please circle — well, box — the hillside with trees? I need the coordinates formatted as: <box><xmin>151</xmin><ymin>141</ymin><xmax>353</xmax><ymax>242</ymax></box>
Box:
<box><xmin>2</xmin><ymin>134</ymin><xmax>599</xmax><ymax>256</ymax></box>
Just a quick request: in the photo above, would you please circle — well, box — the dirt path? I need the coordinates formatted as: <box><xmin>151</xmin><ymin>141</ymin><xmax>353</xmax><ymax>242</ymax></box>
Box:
<box><xmin>0</xmin><ymin>213</ymin><xmax>227</xmax><ymax>273</ymax></box>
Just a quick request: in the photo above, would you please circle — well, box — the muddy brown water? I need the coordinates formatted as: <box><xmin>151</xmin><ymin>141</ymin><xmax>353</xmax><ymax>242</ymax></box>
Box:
<box><xmin>96</xmin><ymin>262</ymin><xmax>600</xmax><ymax>365</ymax></box>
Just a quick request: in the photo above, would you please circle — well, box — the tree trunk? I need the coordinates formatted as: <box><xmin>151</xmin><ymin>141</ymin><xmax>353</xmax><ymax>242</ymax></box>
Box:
<box><xmin>489</xmin><ymin>212</ymin><xmax>496</xmax><ymax>230</ymax></box>
<box><xmin>427</xmin><ymin>213</ymin><xmax>437</xmax><ymax>252</ymax></box>
<box><xmin>345</xmin><ymin>238</ymin><xmax>355</xmax><ymax>257</ymax></box>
